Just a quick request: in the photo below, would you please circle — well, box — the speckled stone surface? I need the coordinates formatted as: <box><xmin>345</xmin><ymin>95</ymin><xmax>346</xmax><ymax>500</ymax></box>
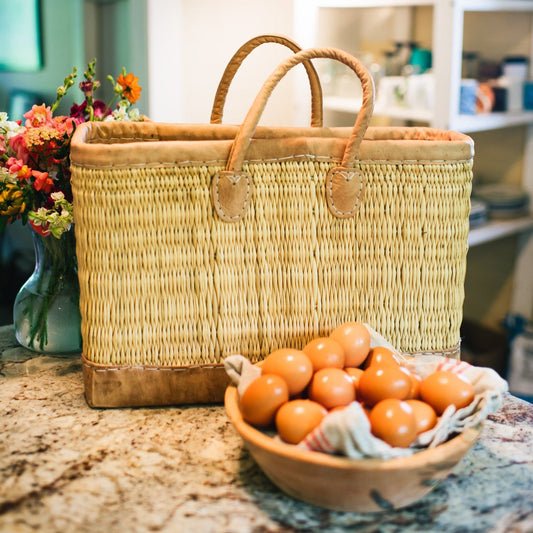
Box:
<box><xmin>0</xmin><ymin>324</ymin><xmax>532</xmax><ymax>533</ymax></box>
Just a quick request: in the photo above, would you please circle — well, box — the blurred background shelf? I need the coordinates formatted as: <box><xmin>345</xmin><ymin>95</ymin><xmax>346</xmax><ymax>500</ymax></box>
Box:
<box><xmin>295</xmin><ymin>0</ymin><xmax>533</xmax><ymax>345</ymax></box>
<box><xmin>468</xmin><ymin>216</ymin><xmax>533</xmax><ymax>247</ymax></box>
<box><xmin>324</xmin><ymin>95</ymin><xmax>434</xmax><ymax>122</ymax></box>
<box><xmin>324</xmin><ymin>97</ymin><xmax>533</xmax><ymax>133</ymax></box>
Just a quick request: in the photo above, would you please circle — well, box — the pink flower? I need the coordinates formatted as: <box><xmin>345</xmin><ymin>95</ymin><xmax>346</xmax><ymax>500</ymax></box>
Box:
<box><xmin>6</xmin><ymin>157</ymin><xmax>23</xmax><ymax>173</ymax></box>
<box><xmin>93</xmin><ymin>100</ymin><xmax>111</xmax><ymax>119</ymax></box>
<box><xmin>24</xmin><ymin>104</ymin><xmax>53</xmax><ymax>128</ymax></box>
<box><xmin>9</xmin><ymin>133</ymin><xmax>30</xmax><ymax>163</ymax></box>
<box><xmin>4</xmin><ymin>157</ymin><xmax>31</xmax><ymax>181</ymax></box>
<box><xmin>53</xmin><ymin>116</ymin><xmax>77</xmax><ymax>136</ymax></box>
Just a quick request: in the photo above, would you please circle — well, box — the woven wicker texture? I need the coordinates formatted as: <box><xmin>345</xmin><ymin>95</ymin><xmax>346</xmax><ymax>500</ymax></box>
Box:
<box><xmin>71</xmin><ymin>46</ymin><xmax>473</xmax><ymax>369</ymax></box>
<box><xmin>72</xmin><ymin>156</ymin><xmax>472</xmax><ymax>366</ymax></box>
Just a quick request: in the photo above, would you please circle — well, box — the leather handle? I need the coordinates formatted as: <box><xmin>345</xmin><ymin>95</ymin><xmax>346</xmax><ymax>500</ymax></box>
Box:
<box><xmin>210</xmin><ymin>34</ymin><xmax>323</xmax><ymax>127</ymax></box>
<box><xmin>211</xmin><ymin>48</ymin><xmax>375</xmax><ymax>222</ymax></box>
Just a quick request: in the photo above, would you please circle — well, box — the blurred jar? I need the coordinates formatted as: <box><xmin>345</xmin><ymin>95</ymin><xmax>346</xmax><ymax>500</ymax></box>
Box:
<box><xmin>502</xmin><ymin>56</ymin><xmax>528</xmax><ymax>81</ymax></box>
<box><xmin>409</xmin><ymin>47</ymin><xmax>432</xmax><ymax>74</ymax></box>
<box><xmin>462</xmin><ymin>51</ymin><xmax>480</xmax><ymax>79</ymax></box>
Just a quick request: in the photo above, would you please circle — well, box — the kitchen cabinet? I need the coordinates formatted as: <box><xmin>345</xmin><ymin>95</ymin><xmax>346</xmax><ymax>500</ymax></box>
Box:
<box><xmin>293</xmin><ymin>0</ymin><xmax>533</xmax><ymax>325</ymax></box>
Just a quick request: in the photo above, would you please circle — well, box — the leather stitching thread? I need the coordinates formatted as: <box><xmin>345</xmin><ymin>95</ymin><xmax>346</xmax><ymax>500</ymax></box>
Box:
<box><xmin>72</xmin><ymin>154</ymin><xmax>473</xmax><ymax>170</ymax></box>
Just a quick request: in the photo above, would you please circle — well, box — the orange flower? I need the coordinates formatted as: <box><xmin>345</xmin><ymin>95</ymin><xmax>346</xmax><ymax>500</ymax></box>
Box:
<box><xmin>32</xmin><ymin>171</ymin><xmax>54</xmax><ymax>194</ymax></box>
<box><xmin>117</xmin><ymin>72</ymin><xmax>142</xmax><ymax>104</ymax></box>
<box><xmin>17</xmin><ymin>165</ymin><xmax>32</xmax><ymax>181</ymax></box>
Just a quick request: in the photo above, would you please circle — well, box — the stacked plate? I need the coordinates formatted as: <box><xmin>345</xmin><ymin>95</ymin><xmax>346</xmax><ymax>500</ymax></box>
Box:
<box><xmin>469</xmin><ymin>198</ymin><xmax>489</xmax><ymax>228</ymax></box>
<box><xmin>472</xmin><ymin>184</ymin><xmax>530</xmax><ymax>220</ymax></box>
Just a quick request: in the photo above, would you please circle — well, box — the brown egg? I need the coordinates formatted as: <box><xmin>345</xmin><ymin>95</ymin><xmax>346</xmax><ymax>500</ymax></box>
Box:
<box><xmin>275</xmin><ymin>399</ymin><xmax>328</xmax><ymax>444</ymax></box>
<box><xmin>344</xmin><ymin>367</ymin><xmax>364</xmax><ymax>399</ymax></box>
<box><xmin>308</xmin><ymin>368</ymin><xmax>356</xmax><ymax>410</ymax></box>
<box><xmin>420</xmin><ymin>370</ymin><xmax>475</xmax><ymax>415</ymax></box>
<box><xmin>358</xmin><ymin>364</ymin><xmax>412</xmax><ymax>406</ymax></box>
<box><xmin>369</xmin><ymin>398</ymin><xmax>417</xmax><ymax>448</ymax></box>
<box><xmin>261</xmin><ymin>348</ymin><xmax>313</xmax><ymax>396</ymax></box>
<box><xmin>400</xmin><ymin>367</ymin><xmax>422</xmax><ymax>399</ymax></box>
<box><xmin>364</xmin><ymin>346</ymin><xmax>400</xmax><ymax>368</ymax></box>
<box><xmin>329</xmin><ymin>405</ymin><xmax>349</xmax><ymax>413</ymax></box>
<box><xmin>329</xmin><ymin>321</ymin><xmax>370</xmax><ymax>367</ymax></box>
<box><xmin>239</xmin><ymin>374</ymin><xmax>289</xmax><ymax>427</ymax></box>
<box><xmin>303</xmin><ymin>337</ymin><xmax>345</xmax><ymax>371</ymax></box>
<box><xmin>344</xmin><ymin>367</ymin><xmax>364</xmax><ymax>386</ymax></box>
<box><xmin>406</xmin><ymin>399</ymin><xmax>438</xmax><ymax>434</ymax></box>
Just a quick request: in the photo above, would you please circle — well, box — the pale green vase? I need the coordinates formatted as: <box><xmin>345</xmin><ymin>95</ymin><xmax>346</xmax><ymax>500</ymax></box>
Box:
<box><xmin>13</xmin><ymin>227</ymin><xmax>82</xmax><ymax>354</ymax></box>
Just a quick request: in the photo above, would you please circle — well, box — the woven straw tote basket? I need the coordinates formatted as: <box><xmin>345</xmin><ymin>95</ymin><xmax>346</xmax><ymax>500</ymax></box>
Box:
<box><xmin>70</xmin><ymin>44</ymin><xmax>474</xmax><ymax>408</ymax></box>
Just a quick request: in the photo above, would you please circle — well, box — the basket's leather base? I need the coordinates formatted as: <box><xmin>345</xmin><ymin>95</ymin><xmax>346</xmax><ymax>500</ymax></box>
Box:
<box><xmin>82</xmin><ymin>354</ymin><xmax>230</xmax><ymax>408</ymax></box>
<box><xmin>82</xmin><ymin>341</ymin><xmax>462</xmax><ymax>408</ymax></box>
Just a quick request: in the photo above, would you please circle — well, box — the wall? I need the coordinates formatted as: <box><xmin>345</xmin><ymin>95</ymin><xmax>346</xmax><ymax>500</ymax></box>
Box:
<box><xmin>84</xmin><ymin>0</ymin><xmax>148</xmax><ymax>116</ymax></box>
<box><xmin>0</xmin><ymin>0</ymin><xmax>86</xmax><ymax>299</ymax></box>
<box><xmin>0</xmin><ymin>0</ymin><xmax>149</xmax><ymax>324</ymax></box>
<box><xmin>0</xmin><ymin>0</ymin><xmax>149</xmax><ymax>118</ymax></box>
<box><xmin>0</xmin><ymin>0</ymin><xmax>85</xmax><ymax>116</ymax></box>
<box><xmin>146</xmin><ymin>0</ymin><xmax>298</xmax><ymax>125</ymax></box>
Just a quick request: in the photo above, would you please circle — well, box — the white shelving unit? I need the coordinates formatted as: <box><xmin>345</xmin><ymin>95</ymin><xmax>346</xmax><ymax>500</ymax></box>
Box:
<box><xmin>323</xmin><ymin>95</ymin><xmax>533</xmax><ymax>135</ymax></box>
<box><xmin>294</xmin><ymin>0</ymin><xmax>533</xmax><ymax>320</ymax></box>
<box><xmin>468</xmin><ymin>216</ymin><xmax>533</xmax><ymax>247</ymax></box>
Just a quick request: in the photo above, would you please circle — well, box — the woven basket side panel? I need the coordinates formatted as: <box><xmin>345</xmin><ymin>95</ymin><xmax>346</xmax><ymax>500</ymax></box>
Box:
<box><xmin>354</xmin><ymin>161</ymin><xmax>472</xmax><ymax>352</ymax></box>
<box><xmin>72</xmin><ymin>158</ymin><xmax>472</xmax><ymax>366</ymax></box>
<box><xmin>73</xmin><ymin>165</ymin><xmax>220</xmax><ymax>366</ymax></box>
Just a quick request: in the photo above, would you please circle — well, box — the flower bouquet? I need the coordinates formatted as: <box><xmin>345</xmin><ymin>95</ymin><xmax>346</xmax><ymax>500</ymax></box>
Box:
<box><xmin>0</xmin><ymin>60</ymin><xmax>144</xmax><ymax>352</ymax></box>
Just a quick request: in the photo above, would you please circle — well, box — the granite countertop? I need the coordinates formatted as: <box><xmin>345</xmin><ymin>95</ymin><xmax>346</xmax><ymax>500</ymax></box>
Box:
<box><xmin>0</xmin><ymin>324</ymin><xmax>532</xmax><ymax>533</ymax></box>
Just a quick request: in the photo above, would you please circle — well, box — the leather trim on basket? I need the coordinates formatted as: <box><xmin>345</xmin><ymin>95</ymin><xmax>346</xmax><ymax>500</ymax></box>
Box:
<box><xmin>82</xmin><ymin>354</ymin><xmax>230</xmax><ymax>408</ymax></box>
<box><xmin>81</xmin><ymin>341</ymin><xmax>461</xmax><ymax>408</ymax></box>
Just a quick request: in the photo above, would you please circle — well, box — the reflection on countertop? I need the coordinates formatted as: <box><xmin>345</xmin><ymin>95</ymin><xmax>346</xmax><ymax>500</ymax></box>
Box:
<box><xmin>0</xmin><ymin>324</ymin><xmax>532</xmax><ymax>533</ymax></box>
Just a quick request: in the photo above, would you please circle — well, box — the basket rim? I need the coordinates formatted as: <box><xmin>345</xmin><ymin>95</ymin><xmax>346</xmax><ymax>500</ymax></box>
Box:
<box><xmin>70</xmin><ymin>121</ymin><xmax>474</xmax><ymax>169</ymax></box>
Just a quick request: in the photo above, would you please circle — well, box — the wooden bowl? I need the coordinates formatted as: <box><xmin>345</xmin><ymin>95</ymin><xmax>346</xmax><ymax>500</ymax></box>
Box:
<box><xmin>225</xmin><ymin>385</ymin><xmax>482</xmax><ymax>513</ymax></box>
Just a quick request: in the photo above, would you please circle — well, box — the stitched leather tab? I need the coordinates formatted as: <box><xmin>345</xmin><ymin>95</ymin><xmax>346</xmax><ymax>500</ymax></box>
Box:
<box><xmin>325</xmin><ymin>167</ymin><xmax>364</xmax><ymax>218</ymax></box>
<box><xmin>211</xmin><ymin>171</ymin><xmax>252</xmax><ymax>222</ymax></box>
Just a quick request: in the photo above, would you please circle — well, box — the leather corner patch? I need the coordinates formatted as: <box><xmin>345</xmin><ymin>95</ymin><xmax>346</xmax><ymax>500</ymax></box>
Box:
<box><xmin>325</xmin><ymin>167</ymin><xmax>364</xmax><ymax>218</ymax></box>
<box><xmin>211</xmin><ymin>171</ymin><xmax>252</xmax><ymax>222</ymax></box>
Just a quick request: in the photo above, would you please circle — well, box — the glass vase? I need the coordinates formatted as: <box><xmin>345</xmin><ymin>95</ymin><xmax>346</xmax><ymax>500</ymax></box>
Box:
<box><xmin>13</xmin><ymin>227</ymin><xmax>82</xmax><ymax>354</ymax></box>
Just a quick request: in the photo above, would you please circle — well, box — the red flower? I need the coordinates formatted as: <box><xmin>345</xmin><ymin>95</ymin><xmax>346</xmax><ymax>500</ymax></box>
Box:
<box><xmin>79</xmin><ymin>80</ymin><xmax>100</xmax><ymax>98</ymax></box>
<box><xmin>70</xmin><ymin>101</ymin><xmax>88</xmax><ymax>123</ymax></box>
<box><xmin>70</xmin><ymin>100</ymin><xmax>110</xmax><ymax>123</ymax></box>
<box><xmin>29</xmin><ymin>219</ymin><xmax>51</xmax><ymax>237</ymax></box>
